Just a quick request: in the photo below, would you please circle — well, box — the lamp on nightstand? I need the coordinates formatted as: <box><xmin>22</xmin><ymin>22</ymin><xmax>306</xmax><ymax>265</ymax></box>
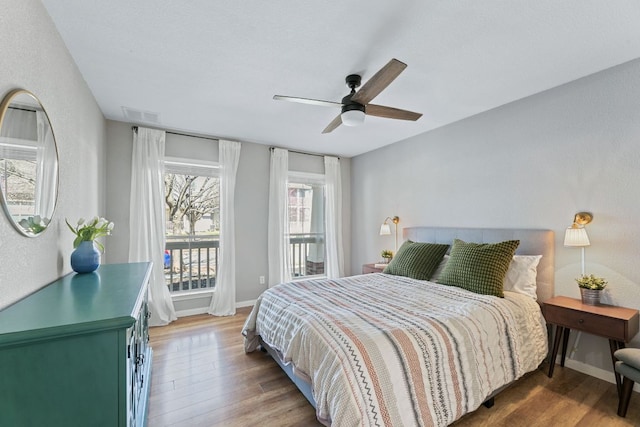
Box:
<box><xmin>564</xmin><ymin>212</ymin><xmax>592</xmax><ymax>276</ymax></box>
<box><xmin>380</xmin><ymin>216</ymin><xmax>400</xmax><ymax>253</ymax></box>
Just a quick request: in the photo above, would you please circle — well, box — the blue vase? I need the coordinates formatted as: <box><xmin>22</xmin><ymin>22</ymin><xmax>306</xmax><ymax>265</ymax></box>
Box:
<box><xmin>71</xmin><ymin>241</ymin><xmax>101</xmax><ymax>273</ymax></box>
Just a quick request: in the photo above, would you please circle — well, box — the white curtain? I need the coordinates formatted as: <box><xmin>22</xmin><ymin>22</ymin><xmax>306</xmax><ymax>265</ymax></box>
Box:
<box><xmin>34</xmin><ymin>110</ymin><xmax>58</xmax><ymax>220</ymax></box>
<box><xmin>324</xmin><ymin>156</ymin><xmax>344</xmax><ymax>278</ymax></box>
<box><xmin>129</xmin><ymin>127</ymin><xmax>177</xmax><ymax>326</ymax></box>
<box><xmin>208</xmin><ymin>140</ymin><xmax>241</xmax><ymax>316</ymax></box>
<box><xmin>268</xmin><ymin>148</ymin><xmax>292</xmax><ymax>287</ymax></box>
<box><xmin>306</xmin><ymin>184</ymin><xmax>325</xmax><ymax>264</ymax></box>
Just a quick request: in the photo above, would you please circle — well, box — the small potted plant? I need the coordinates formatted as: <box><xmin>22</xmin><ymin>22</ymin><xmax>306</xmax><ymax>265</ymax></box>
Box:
<box><xmin>381</xmin><ymin>249</ymin><xmax>393</xmax><ymax>264</ymax></box>
<box><xmin>66</xmin><ymin>217</ymin><xmax>114</xmax><ymax>273</ymax></box>
<box><xmin>575</xmin><ymin>274</ymin><xmax>607</xmax><ymax>305</ymax></box>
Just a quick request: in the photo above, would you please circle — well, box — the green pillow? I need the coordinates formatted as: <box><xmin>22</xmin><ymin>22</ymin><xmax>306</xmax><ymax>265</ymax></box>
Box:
<box><xmin>383</xmin><ymin>240</ymin><xmax>449</xmax><ymax>280</ymax></box>
<box><xmin>437</xmin><ymin>239</ymin><xmax>520</xmax><ymax>297</ymax></box>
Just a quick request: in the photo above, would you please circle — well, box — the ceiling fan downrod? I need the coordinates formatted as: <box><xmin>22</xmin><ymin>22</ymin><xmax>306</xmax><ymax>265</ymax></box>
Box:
<box><xmin>341</xmin><ymin>74</ymin><xmax>365</xmax><ymax>126</ymax></box>
<box><xmin>342</xmin><ymin>74</ymin><xmax>365</xmax><ymax>115</ymax></box>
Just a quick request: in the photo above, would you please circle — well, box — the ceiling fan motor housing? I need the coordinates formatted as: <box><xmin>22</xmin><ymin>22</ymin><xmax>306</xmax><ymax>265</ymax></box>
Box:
<box><xmin>341</xmin><ymin>91</ymin><xmax>365</xmax><ymax>126</ymax></box>
<box><xmin>341</xmin><ymin>98</ymin><xmax>365</xmax><ymax>114</ymax></box>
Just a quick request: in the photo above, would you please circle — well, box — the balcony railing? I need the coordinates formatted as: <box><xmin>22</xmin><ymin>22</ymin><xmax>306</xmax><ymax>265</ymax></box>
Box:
<box><xmin>289</xmin><ymin>232</ymin><xmax>325</xmax><ymax>278</ymax></box>
<box><xmin>164</xmin><ymin>233</ymin><xmax>326</xmax><ymax>294</ymax></box>
<box><xmin>165</xmin><ymin>237</ymin><xmax>219</xmax><ymax>293</ymax></box>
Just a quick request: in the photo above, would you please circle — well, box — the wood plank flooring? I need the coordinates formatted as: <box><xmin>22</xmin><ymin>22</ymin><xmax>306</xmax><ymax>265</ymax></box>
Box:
<box><xmin>148</xmin><ymin>307</ymin><xmax>640</xmax><ymax>426</ymax></box>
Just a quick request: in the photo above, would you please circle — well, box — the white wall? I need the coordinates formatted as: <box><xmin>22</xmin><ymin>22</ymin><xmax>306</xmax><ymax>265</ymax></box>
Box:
<box><xmin>351</xmin><ymin>58</ymin><xmax>640</xmax><ymax>376</ymax></box>
<box><xmin>0</xmin><ymin>0</ymin><xmax>107</xmax><ymax>309</ymax></box>
<box><xmin>105</xmin><ymin>120</ymin><xmax>352</xmax><ymax>310</ymax></box>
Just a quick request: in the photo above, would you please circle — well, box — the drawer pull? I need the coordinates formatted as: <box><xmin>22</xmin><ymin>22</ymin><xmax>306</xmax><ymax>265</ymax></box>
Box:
<box><xmin>578</xmin><ymin>319</ymin><xmax>584</xmax><ymax>324</ymax></box>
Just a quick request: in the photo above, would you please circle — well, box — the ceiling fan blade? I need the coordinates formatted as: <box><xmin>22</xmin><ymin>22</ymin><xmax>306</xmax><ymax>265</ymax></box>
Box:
<box><xmin>322</xmin><ymin>114</ymin><xmax>343</xmax><ymax>134</ymax></box>
<box><xmin>273</xmin><ymin>95</ymin><xmax>342</xmax><ymax>108</ymax></box>
<box><xmin>351</xmin><ymin>58</ymin><xmax>407</xmax><ymax>105</ymax></box>
<box><xmin>366</xmin><ymin>104</ymin><xmax>422</xmax><ymax>121</ymax></box>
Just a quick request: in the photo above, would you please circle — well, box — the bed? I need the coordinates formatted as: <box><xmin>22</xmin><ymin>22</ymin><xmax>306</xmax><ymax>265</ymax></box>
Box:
<box><xmin>243</xmin><ymin>227</ymin><xmax>554</xmax><ymax>426</ymax></box>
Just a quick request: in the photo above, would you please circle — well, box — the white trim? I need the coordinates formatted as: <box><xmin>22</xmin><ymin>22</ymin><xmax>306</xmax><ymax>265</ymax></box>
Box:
<box><xmin>0</xmin><ymin>137</ymin><xmax>38</xmax><ymax>161</ymax></box>
<box><xmin>175</xmin><ymin>306</ymin><xmax>210</xmax><ymax>317</ymax></box>
<box><xmin>171</xmin><ymin>289</ymin><xmax>214</xmax><ymax>302</ymax></box>
<box><xmin>163</xmin><ymin>156</ymin><xmax>219</xmax><ymax>178</ymax></box>
<box><xmin>164</xmin><ymin>156</ymin><xmax>219</xmax><ymax>169</ymax></box>
<box><xmin>173</xmin><ymin>298</ymin><xmax>256</xmax><ymax>317</ymax></box>
<box><xmin>0</xmin><ymin>138</ymin><xmax>38</xmax><ymax>149</ymax></box>
<box><xmin>288</xmin><ymin>170</ymin><xmax>325</xmax><ymax>184</ymax></box>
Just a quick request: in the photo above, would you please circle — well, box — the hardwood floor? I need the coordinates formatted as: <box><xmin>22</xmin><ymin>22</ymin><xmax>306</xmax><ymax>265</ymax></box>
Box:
<box><xmin>148</xmin><ymin>307</ymin><xmax>640</xmax><ymax>426</ymax></box>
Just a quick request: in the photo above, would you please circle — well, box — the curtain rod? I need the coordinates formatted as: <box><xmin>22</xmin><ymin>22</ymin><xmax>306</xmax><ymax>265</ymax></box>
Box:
<box><xmin>131</xmin><ymin>127</ymin><xmax>337</xmax><ymax>158</ymax></box>
<box><xmin>9</xmin><ymin>106</ymin><xmax>37</xmax><ymax>113</ymax></box>
<box><xmin>269</xmin><ymin>146</ymin><xmax>340</xmax><ymax>160</ymax></box>
<box><xmin>132</xmin><ymin>126</ymin><xmax>219</xmax><ymax>142</ymax></box>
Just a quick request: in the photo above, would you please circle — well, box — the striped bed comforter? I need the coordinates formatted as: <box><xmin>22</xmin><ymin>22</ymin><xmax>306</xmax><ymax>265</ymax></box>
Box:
<box><xmin>242</xmin><ymin>273</ymin><xmax>548</xmax><ymax>426</ymax></box>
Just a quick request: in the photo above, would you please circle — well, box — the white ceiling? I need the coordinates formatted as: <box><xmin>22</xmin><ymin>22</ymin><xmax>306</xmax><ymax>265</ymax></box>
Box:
<box><xmin>41</xmin><ymin>1</ymin><xmax>640</xmax><ymax>157</ymax></box>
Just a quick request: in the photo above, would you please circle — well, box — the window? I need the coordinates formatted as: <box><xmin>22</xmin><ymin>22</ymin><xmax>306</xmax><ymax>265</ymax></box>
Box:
<box><xmin>0</xmin><ymin>106</ymin><xmax>39</xmax><ymax>223</ymax></box>
<box><xmin>0</xmin><ymin>142</ymin><xmax>37</xmax><ymax>220</ymax></box>
<box><xmin>163</xmin><ymin>158</ymin><xmax>219</xmax><ymax>293</ymax></box>
<box><xmin>288</xmin><ymin>172</ymin><xmax>325</xmax><ymax>278</ymax></box>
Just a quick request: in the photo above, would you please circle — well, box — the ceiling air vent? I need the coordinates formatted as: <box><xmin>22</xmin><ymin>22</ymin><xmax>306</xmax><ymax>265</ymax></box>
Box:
<box><xmin>121</xmin><ymin>106</ymin><xmax>160</xmax><ymax>124</ymax></box>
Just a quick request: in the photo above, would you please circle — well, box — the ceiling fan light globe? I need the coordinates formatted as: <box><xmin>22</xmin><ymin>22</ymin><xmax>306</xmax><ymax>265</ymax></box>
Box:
<box><xmin>341</xmin><ymin>109</ymin><xmax>365</xmax><ymax>126</ymax></box>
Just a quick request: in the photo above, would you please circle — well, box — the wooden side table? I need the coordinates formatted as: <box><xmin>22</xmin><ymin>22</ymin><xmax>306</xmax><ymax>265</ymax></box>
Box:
<box><xmin>543</xmin><ymin>296</ymin><xmax>639</xmax><ymax>395</ymax></box>
<box><xmin>362</xmin><ymin>263</ymin><xmax>385</xmax><ymax>274</ymax></box>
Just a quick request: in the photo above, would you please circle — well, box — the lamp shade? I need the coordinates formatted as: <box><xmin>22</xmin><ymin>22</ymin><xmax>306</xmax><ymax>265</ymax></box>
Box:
<box><xmin>341</xmin><ymin>109</ymin><xmax>365</xmax><ymax>126</ymax></box>
<box><xmin>564</xmin><ymin>227</ymin><xmax>590</xmax><ymax>247</ymax></box>
<box><xmin>379</xmin><ymin>223</ymin><xmax>391</xmax><ymax>236</ymax></box>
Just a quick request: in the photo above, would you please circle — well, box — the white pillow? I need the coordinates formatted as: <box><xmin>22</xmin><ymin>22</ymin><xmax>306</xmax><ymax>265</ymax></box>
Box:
<box><xmin>430</xmin><ymin>255</ymin><xmax>449</xmax><ymax>281</ymax></box>
<box><xmin>503</xmin><ymin>255</ymin><xmax>542</xmax><ymax>300</ymax></box>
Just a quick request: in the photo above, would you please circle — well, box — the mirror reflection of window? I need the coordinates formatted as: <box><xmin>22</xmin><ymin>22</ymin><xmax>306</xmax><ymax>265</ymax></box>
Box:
<box><xmin>0</xmin><ymin>104</ymin><xmax>39</xmax><ymax>222</ymax></box>
<box><xmin>0</xmin><ymin>90</ymin><xmax>58</xmax><ymax>236</ymax></box>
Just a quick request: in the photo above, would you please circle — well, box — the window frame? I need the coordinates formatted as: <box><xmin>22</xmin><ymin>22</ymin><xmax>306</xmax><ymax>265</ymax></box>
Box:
<box><xmin>163</xmin><ymin>156</ymin><xmax>221</xmax><ymax>296</ymax></box>
<box><xmin>287</xmin><ymin>171</ymin><xmax>327</xmax><ymax>281</ymax></box>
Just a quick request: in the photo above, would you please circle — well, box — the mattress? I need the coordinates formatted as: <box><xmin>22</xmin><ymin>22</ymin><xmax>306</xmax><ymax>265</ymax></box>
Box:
<box><xmin>242</xmin><ymin>272</ymin><xmax>548</xmax><ymax>426</ymax></box>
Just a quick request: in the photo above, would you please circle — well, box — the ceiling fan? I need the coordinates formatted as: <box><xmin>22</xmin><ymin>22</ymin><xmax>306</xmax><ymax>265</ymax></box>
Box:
<box><xmin>274</xmin><ymin>58</ymin><xmax>422</xmax><ymax>134</ymax></box>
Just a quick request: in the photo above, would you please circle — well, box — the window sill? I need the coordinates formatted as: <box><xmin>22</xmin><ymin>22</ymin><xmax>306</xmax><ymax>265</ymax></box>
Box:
<box><xmin>170</xmin><ymin>288</ymin><xmax>215</xmax><ymax>302</ymax></box>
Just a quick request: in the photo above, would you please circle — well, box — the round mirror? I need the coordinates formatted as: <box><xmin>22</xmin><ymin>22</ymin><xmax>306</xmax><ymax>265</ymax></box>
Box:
<box><xmin>0</xmin><ymin>89</ymin><xmax>59</xmax><ymax>236</ymax></box>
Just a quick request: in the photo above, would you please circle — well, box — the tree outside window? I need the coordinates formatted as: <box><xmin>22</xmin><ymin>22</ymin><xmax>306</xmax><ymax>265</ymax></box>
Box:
<box><xmin>164</xmin><ymin>174</ymin><xmax>219</xmax><ymax>236</ymax></box>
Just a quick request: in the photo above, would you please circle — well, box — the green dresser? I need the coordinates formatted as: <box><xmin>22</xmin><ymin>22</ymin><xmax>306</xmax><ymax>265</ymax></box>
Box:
<box><xmin>0</xmin><ymin>262</ymin><xmax>153</xmax><ymax>427</ymax></box>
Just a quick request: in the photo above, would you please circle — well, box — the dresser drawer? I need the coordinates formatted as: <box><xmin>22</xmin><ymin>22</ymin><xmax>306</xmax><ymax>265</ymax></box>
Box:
<box><xmin>544</xmin><ymin>304</ymin><xmax>627</xmax><ymax>341</ymax></box>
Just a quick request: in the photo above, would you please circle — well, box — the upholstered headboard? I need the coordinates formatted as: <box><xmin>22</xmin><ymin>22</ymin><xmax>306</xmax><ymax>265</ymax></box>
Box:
<box><xmin>403</xmin><ymin>227</ymin><xmax>555</xmax><ymax>302</ymax></box>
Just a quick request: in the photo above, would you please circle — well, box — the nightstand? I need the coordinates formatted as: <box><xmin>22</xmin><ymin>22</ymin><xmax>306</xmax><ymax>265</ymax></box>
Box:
<box><xmin>362</xmin><ymin>263</ymin><xmax>385</xmax><ymax>274</ymax></box>
<box><xmin>543</xmin><ymin>296</ymin><xmax>639</xmax><ymax>394</ymax></box>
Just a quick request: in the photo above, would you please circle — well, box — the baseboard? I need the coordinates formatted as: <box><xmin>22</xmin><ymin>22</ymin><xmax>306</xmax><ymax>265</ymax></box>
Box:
<box><xmin>175</xmin><ymin>307</ymin><xmax>209</xmax><ymax>317</ymax></box>
<box><xmin>236</xmin><ymin>299</ymin><xmax>257</xmax><ymax>308</ymax></box>
<box><xmin>561</xmin><ymin>357</ymin><xmax>640</xmax><ymax>393</ymax></box>
<box><xmin>174</xmin><ymin>299</ymin><xmax>256</xmax><ymax>317</ymax></box>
